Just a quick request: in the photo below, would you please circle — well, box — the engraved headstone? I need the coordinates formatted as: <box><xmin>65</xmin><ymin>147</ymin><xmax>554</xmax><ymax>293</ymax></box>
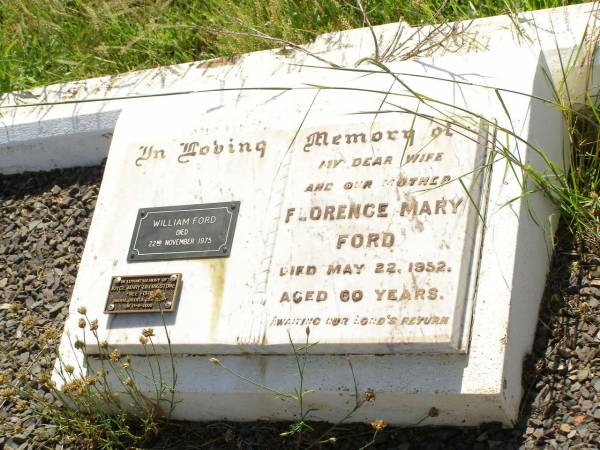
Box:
<box><xmin>57</xmin><ymin>48</ymin><xmax>566</xmax><ymax>425</ymax></box>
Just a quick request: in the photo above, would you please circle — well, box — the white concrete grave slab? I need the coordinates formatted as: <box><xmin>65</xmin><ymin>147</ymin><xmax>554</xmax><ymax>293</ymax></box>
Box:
<box><xmin>53</xmin><ymin>46</ymin><xmax>567</xmax><ymax>426</ymax></box>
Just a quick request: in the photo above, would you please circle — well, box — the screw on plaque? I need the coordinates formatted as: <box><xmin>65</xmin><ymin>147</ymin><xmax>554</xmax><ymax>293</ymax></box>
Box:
<box><xmin>222</xmin><ymin>247</ymin><xmax>228</xmax><ymax>253</ymax></box>
<box><xmin>108</xmin><ymin>304</ymin><xmax>115</xmax><ymax>311</ymax></box>
<box><xmin>230</xmin><ymin>204</ymin><xmax>236</xmax><ymax>211</ymax></box>
<box><xmin>140</xmin><ymin>211</ymin><xmax>147</xmax><ymax>218</ymax></box>
<box><xmin>115</xmin><ymin>277</ymin><xmax>122</xmax><ymax>283</ymax></box>
<box><xmin>130</xmin><ymin>253</ymin><xmax>135</xmax><ymax>259</ymax></box>
<box><xmin>164</xmin><ymin>301</ymin><xmax>172</xmax><ymax>308</ymax></box>
<box><xmin>169</xmin><ymin>274</ymin><xmax>177</xmax><ymax>282</ymax></box>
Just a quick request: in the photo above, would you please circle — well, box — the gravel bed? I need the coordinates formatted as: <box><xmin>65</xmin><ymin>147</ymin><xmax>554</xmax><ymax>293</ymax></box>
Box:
<box><xmin>0</xmin><ymin>165</ymin><xmax>598</xmax><ymax>449</ymax></box>
<box><xmin>0</xmin><ymin>166</ymin><xmax>103</xmax><ymax>449</ymax></box>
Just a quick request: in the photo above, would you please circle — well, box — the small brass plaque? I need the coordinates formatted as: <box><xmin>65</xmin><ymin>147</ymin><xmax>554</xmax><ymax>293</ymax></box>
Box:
<box><xmin>104</xmin><ymin>274</ymin><xmax>182</xmax><ymax>314</ymax></box>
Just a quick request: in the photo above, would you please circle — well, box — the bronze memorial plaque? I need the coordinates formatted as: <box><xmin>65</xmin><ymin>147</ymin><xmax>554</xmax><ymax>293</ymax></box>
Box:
<box><xmin>104</xmin><ymin>273</ymin><xmax>182</xmax><ymax>314</ymax></box>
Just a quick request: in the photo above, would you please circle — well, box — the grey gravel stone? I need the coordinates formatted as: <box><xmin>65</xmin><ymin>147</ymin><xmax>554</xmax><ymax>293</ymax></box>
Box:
<box><xmin>577</xmin><ymin>368</ymin><xmax>590</xmax><ymax>381</ymax></box>
<box><xmin>0</xmin><ymin>166</ymin><xmax>102</xmax><ymax>447</ymax></box>
<box><xmin>3</xmin><ymin>438</ymin><xmax>23</xmax><ymax>450</ymax></box>
<box><xmin>580</xmin><ymin>286</ymin><xmax>600</xmax><ymax>297</ymax></box>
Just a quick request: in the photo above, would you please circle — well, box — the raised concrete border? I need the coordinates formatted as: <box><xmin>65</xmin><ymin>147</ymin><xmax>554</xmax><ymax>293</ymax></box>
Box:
<box><xmin>1</xmin><ymin>3</ymin><xmax>599</xmax><ymax>174</ymax></box>
<box><xmin>53</xmin><ymin>48</ymin><xmax>566</xmax><ymax>426</ymax></box>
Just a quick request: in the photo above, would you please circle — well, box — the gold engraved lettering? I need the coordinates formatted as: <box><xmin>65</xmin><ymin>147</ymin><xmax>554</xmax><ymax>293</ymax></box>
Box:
<box><xmin>303</xmin><ymin>128</ymin><xmax>406</xmax><ymax>152</ymax></box>
<box><xmin>402</xmin><ymin>129</ymin><xmax>414</xmax><ymax>146</ymax></box>
<box><xmin>336</xmin><ymin>205</ymin><xmax>347</xmax><ymax>220</ymax></box>
<box><xmin>323</xmin><ymin>205</ymin><xmax>336</xmax><ymax>220</ymax></box>
<box><xmin>305</xmin><ymin>182</ymin><xmax>333</xmax><ymax>192</ymax></box>
<box><xmin>326</xmin><ymin>263</ymin><xmax>365</xmax><ymax>275</ymax></box>
<box><xmin>268</xmin><ymin>314</ymin><xmax>449</xmax><ymax>327</ymax></box>
<box><xmin>336</xmin><ymin>232</ymin><xmax>394</xmax><ymax>249</ymax></box>
<box><xmin>430</xmin><ymin>121</ymin><xmax>454</xmax><ymax>138</ymax></box>
<box><xmin>375</xmin><ymin>288</ymin><xmax>440</xmax><ymax>301</ymax></box>
<box><xmin>393</xmin><ymin>174</ymin><xmax>451</xmax><ymax>188</ymax></box>
<box><xmin>285</xmin><ymin>203</ymin><xmax>390</xmax><ymax>223</ymax></box>
<box><xmin>177</xmin><ymin>139</ymin><xmax>266</xmax><ymax>164</ymax></box>
<box><xmin>404</xmin><ymin>152</ymin><xmax>444</xmax><ymax>164</ymax></box>
<box><xmin>304</xmin><ymin>131</ymin><xmax>329</xmax><ymax>151</ymax></box>
<box><xmin>342</xmin><ymin>179</ymin><xmax>373</xmax><ymax>190</ymax></box>
<box><xmin>318</xmin><ymin>159</ymin><xmax>344</xmax><ymax>169</ymax></box>
<box><xmin>346</xmin><ymin>133</ymin><xmax>366</xmax><ymax>144</ymax></box>
<box><xmin>136</xmin><ymin>145</ymin><xmax>166</xmax><ymax>167</ymax></box>
<box><xmin>351</xmin><ymin>156</ymin><xmax>393</xmax><ymax>167</ymax></box>
<box><xmin>279</xmin><ymin>265</ymin><xmax>317</xmax><ymax>276</ymax></box>
<box><xmin>280</xmin><ymin>291</ymin><xmax>328</xmax><ymax>303</ymax></box>
<box><xmin>340</xmin><ymin>290</ymin><xmax>363</xmax><ymax>302</ymax></box>
<box><xmin>399</xmin><ymin>198</ymin><xmax>464</xmax><ymax>216</ymax></box>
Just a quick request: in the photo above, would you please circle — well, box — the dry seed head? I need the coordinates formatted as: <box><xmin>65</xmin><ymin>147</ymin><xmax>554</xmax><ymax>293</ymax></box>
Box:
<box><xmin>63</xmin><ymin>379</ymin><xmax>86</xmax><ymax>397</ymax></box>
<box><xmin>123</xmin><ymin>377</ymin><xmax>134</xmax><ymax>387</ymax></box>
<box><xmin>363</xmin><ymin>389</ymin><xmax>376</xmax><ymax>402</ymax></box>
<box><xmin>64</xmin><ymin>365</ymin><xmax>75</xmax><ymax>374</ymax></box>
<box><xmin>19</xmin><ymin>338</ymin><xmax>32</xmax><ymax>350</ymax></box>
<box><xmin>22</xmin><ymin>315</ymin><xmax>37</xmax><ymax>328</ymax></box>
<box><xmin>122</xmin><ymin>362</ymin><xmax>130</xmax><ymax>369</ymax></box>
<box><xmin>100</xmin><ymin>340</ymin><xmax>109</xmax><ymax>349</ymax></box>
<box><xmin>89</xmin><ymin>319</ymin><xmax>98</xmax><ymax>331</ymax></box>
<box><xmin>370</xmin><ymin>419</ymin><xmax>387</xmax><ymax>431</ymax></box>
<box><xmin>139</xmin><ymin>336</ymin><xmax>148</xmax><ymax>345</ymax></box>
<box><xmin>77</xmin><ymin>306</ymin><xmax>87</xmax><ymax>315</ymax></box>
<box><xmin>581</xmin><ymin>303</ymin><xmax>591</xmax><ymax>314</ymax></box>
<box><xmin>15</xmin><ymin>400</ymin><xmax>27</xmax><ymax>411</ymax></box>
<box><xmin>0</xmin><ymin>387</ymin><xmax>16</xmax><ymax>399</ymax></box>
<box><xmin>74</xmin><ymin>340</ymin><xmax>85</xmax><ymax>349</ymax></box>
<box><xmin>109</xmin><ymin>350</ymin><xmax>121</xmax><ymax>362</ymax></box>
<box><xmin>142</xmin><ymin>328</ymin><xmax>155</xmax><ymax>338</ymax></box>
<box><xmin>148</xmin><ymin>289</ymin><xmax>165</xmax><ymax>302</ymax></box>
<box><xmin>209</xmin><ymin>357</ymin><xmax>221</xmax><ymax>365</ymax></box>
<box><xmin>78</xmin><ymin>318</ymin><xmax>86</xmax><ymax>329</ymax></box>
<box><xmin>40</xmin><ymin>326</ymin><xmax>60</xmax><ymax>345</ymax></box>
<box><xmin>85</xmin><ymin>376</ymin><xmax>97</xmax><ymax>386</ymax></box>
<box><xmin>223</xmin><ymin>429</ymin><xmax>235</xmax><ymax>442</ymax></box>
<box><xmin>16</xmin><ymin>371</ymin><xmax>28</xmax><ymax>383</ymax></box>
<box><xmin>36</xmin><ymin>372</ymin><xmax>50</xmax><ymax>385</ymax></box>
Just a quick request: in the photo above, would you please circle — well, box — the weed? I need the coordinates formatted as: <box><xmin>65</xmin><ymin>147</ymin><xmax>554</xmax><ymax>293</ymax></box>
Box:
<box><xmin>211</xmin><ymin>326</ymin><xmax>383</xmax><ymax>448</ymax></box>
<box><xmin>0</xmin><ymin>307</ymin><xmax>179</xmax><ymax>449</ymax></box>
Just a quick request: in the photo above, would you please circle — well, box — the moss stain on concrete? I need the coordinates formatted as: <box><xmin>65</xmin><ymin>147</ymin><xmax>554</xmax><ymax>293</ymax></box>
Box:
<box><xmin>209</xmin><ymin>258</ymin><xmax>227</xmax><ymax>337</ymax></box>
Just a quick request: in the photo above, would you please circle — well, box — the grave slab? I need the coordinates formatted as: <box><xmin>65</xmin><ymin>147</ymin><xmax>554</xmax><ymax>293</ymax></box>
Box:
<box><xmin>55</xmin><ymin>48</ymin><xmax>565</xmax><ymax>425</ymax></box>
